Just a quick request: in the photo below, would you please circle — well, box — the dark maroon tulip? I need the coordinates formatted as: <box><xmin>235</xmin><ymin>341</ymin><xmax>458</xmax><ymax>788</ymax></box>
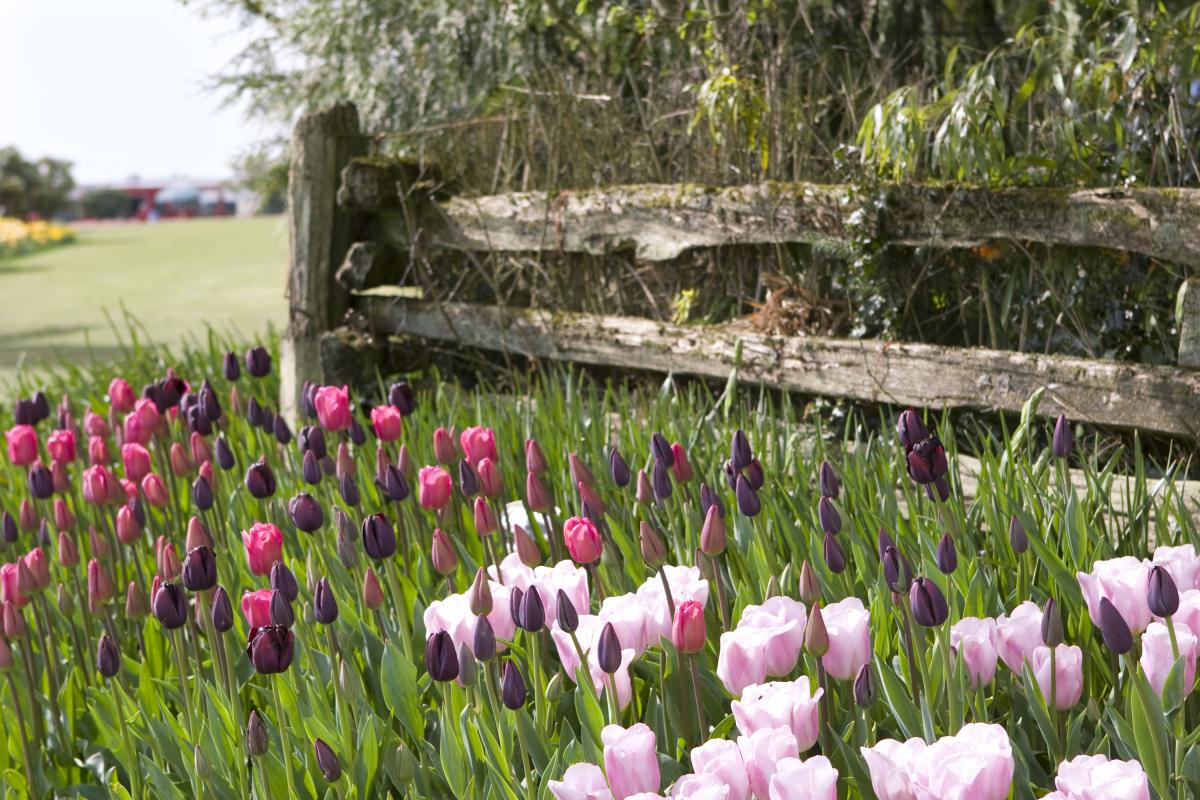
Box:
<box><xmin>246</xmin><ymin>396</ymin><xmax>264</xmax><ymax>428</ymax></box>
<box><xmin>298</xmin><ymin>426</ymin><xmax>327</xmax><ymax>460</ymax></box>
<box><xmin>28</xmin><ymin>464</ymin><xmax>53</xmax><ymax>500</ymax></box>
<box><xmin>853</xmin><ymin>664</ymin><xmax>875</xmax><ymax>708</ymax></box>
<box><xmin>1041</xmin><ymin>597</ymin><xmax>1063</xmax><ymax>647</ymax></box>
<box><xmin>223</xmin><ymin>351</ymin><xmax>240</xmax><ymax>381</ymax></box>
<box><xmin>348</xmin><ymin>419</ymin><xmax>366</xmax><ymax>447</ymax></box>
<box><xmin>818</xmin><ymin>496</ymin><xmax>840</xmax><ymax>535</ymax></box>
<box><xmin>335</xmin><ymin>510</ymin><xmax>359</xmax><ymax>569</ymax></box>
<box><xmin>245</xmin><ymin>346</ymin><xmax>271</xmax><ymax>378</ymax></box>
<box><xmin>744</xmin><ymin>459</ymin><xmax>765</xmax><ymax>491</ymax></box>
<box><xmin>211</xmin><ymin>586</ymin><xmax>234</xmax><ymax>633</ymax></box>
<box><xmin>909</xmin><ymin>577</ymin><xmax>948</xmax><ymax>627</ymax></box>
<box><xmin>556</xmin><ymin>589</ymin><xmax>579</xmax><ymax>634</ymax></box>
<box><xmin>1098</xmin><ymin>597</ymin><xmax>1133</xmax><ymax>654</ymax></box>
<box><xmin>597</xmin><ymin>622</ymin><xmax>622</xmax><ymax>674</ymax></box>
<box><xmin>699</xmin><ymin>483</ymin><xmax>725</xmax><ymax>519</ymax></box>
<box><xmin>288</xmin><ymin>492</ymin><xmax>324</xmax><ymax>532</ymax></box>
<box><xmin>1148</xmin><ymin>565</ymin><xmax>1180</xmax><ymax>618</ymax></box>
<box><xmin>730</xmin><ymin>429</ymin><xmax>752</xmax><ymax>471</ymax></box>
<box><xmin>925</xmin><ymin>475</ymin><xmax>951</xmax><ymax>503</ymax></box>
<box><xmin>383</xmin><ymin>465</ymin><xmax>410</xmax><ymax>502</ymax></box>
<box><xmin>1009</xmin><ymin>515</ymin><xmax>1028</xmax><ymax>554</ymax></box>
<box><xmin>723</xmin><ymin>459</ymin><xmax>738</xmax><ymax>490</ymax></box>
<box><xmin>501</xmin><ymin>660</ymin><xmax>527</xmax><ymax>709</ymax></box>
<box><xmin>906</xmin><ymin>436</ymin><xmax>947</xmax><ymax>485</ymax></box>
<box><xmin>273</xmin><ymin>416</ymin><xmax>292</xmax><ymax>446</ymax></box>
<box><xmin>425</xmin><ymin>630</ymin><xmax>459</xmax><ymax>681</ymax></box>
<box><xmin>246</xmin><ymin>710</ymin><xmax>268</xmax><ymax>756</ymax></box>
<box><xmin>388</xmin><ymin>381</ymin><xmax>416</xmax><ymax>415</ymax></box>
<box><xmin>247</xmin><ymin>625</ymin><xmax>294</xmax><ymax>673</ymax></box>
<box><xmin>314</xmin><ymin>738</ymin><xmax>342</xmax><ymax>782</ymax></box>
<box><xmin>13</xmin><ymin>399</ymin><xmax>36</xmax><ymax>426</ymax></box>
<box><xmin>258</xmin><ymin>408</ymin><xmax>276</xmax><ymax>434</ymax></box>
<box><xmin>182</xmin><ymin>546</ymin><xmax>217</xmax><ymax>592</ymax></box>
<box><xmin>1052</xmin><ymin>414</ymin><xmax>1073</xmax><ymax>459</ymax></box>
<box><xmin>519</xmin><ymin>588</ymin><xmax>545</xmax><ymax>632</ymax></box>
<box><xmin>186</xmin><ymin>404</ymin><xmax>213</xmax><ymax>436</ymax></box>
<box><xmin>2</xmin><ymin>511</ymin><xmax>16</xmax><ymax>544</ymax></box>
<box><xmin>199</xmin><ymin>380</ymin><xmax>221</xmax><ymax>422</ymax></box>
<box><xmin>314</xmin><ymin>577</ymin><xmax>338</xmax><ymax>625</ymax></box>
<box><xmin>735</xmin><ymin>474</ymin><xmax>760</xmax><ymax>517</ymax></box>
<box><xmin>130</xmin><ymin>497</ymin><xmax>146</xmax><ymax>528</ymax></box>
<box><xmin>896</xmin><ymin>408</ymin><xmax>929</xmax><ymax>452</ymax></box>
<box><xmin>361</xmin><ymin>513</ymin><xmax>396</xmax><ymax>560</ymax></box>
<box><xmin>269</xmin><ymin>589</ymin><xmax>294</xmax><ymax>627</ymax></box>
<box><xmin>270</xmin><ymin>561</ymin><xmax>299</xmax><ymax>602</ymax></box>
<box><xmin>96</xmin><ymin>634</ymin><xmax>121</xmax><ymax>678</ymax></box>
<box><xmin>509</xmin><ymin>587</ymin><xmax>525</xmax><ymax>628</ymax></box>
<box><xmin>818</xmin><ymin>460</ymin><xmax>840</xmax><ymax>500</ymax></box>
<box><xmin>652</xmin><ymin>461</ymin><xmax>672</xmax><ymax>503</ymax></box>
<box><xmin>302</xmin><ymin>450</ymin><xmax>322</xmax><ymax>486</ymax></box>
<box><xmin>192</xmin><ymin>475</ymin><xmax>214</xmax><ymax>511</ymax></box>
<box><xmin>152</xmin><ymin>582</ymin><xmax>188</xmax><ymax>629</ymax></box>
<box><xmin>651</xmin><ymin>432</ymin><xmax>674</xmax><ymax>467</ymax></box>
<box><xmin>935</xmin><ymin>533</ymin><xmax>957</xmax><ymax>574</ymax></box>
<box><xmin>339</xmin><ymin>474</ymin><xmax>360</xmax><ymax>507</ymax></box>
<box><xmin>609</xmin><ymin>448</ymin><xmax>631</xmax><ymax>488</ymax></box>
<box><xmin>245</xmin><ymin>458</ymin><xmax>277</xmax><ymax>499</ymax></box>
<box><xmin>301</xmin><ymin>382</ymin><xmax>318</xmax><ymax>419</ymax></box>
<box><xmin>458</xmin><ymin>459</ymin><xmax>479</xmax><ymax>497</ymax></box>
<box><xmin>474</xmin><ymin>615</ymin><xmax>497</xmax><ymax>661</ymax></box>
<box><xmin>823</xmin><ymin>532</ymin><xmax>846</xmax><ymax>574</ymax></box>
<box><xmin>216</xmin><ymin>436</ymin><xmax>235</xmax><ymax>471</ymax></box>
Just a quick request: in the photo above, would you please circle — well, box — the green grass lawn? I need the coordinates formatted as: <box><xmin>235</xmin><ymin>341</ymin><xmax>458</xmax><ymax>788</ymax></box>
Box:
<box><xmin>0</xmin><ymin>216</ymin><xmax>288</xmax><ymax>387</ymax></box>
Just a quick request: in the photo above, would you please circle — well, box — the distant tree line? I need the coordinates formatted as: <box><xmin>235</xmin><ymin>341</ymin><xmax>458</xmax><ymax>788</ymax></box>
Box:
<box><xmin>0</xmin><ymin>147</ymin><xmax>74</xmax><ymax>219</ymax></box>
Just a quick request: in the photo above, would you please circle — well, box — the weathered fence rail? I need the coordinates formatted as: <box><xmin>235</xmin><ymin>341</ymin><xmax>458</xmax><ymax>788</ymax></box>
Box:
<box><xmin>282</xmin><ymin>103</ymin><xmax>1200</xmax><ymax>439</ymax></box>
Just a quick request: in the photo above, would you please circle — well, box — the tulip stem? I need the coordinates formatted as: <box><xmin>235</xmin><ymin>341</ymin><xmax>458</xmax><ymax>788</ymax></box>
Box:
<box><xmin>514</xmin><ymin>709</ymin><xmax>537</xmax><ymax>800</ymax></box>
<box><xmin>899</xmin><ymin>603</ymin><xmax>923</xmax><ymax>703</ymax></box>
<box><xmin>940</xmin><ymin>625</ymin><xmax>961</xmax><ymax>734</ymax></box>
<box><xmin>254</xmin><ymin>759</ymin><xmax>271</xmax><ymax>800</ymax></box>
<box><xmin>7</xmin><ymin>671</ymin><xmax>36</xmax><ymax>796</ymax></box>
<box><xmin>709</xmin><ymin>554</ymin><xmax>730</xmax><ymax>631</ymax></box>
<box><xmin>32</xmin><ymin>597</ymin><xmax>67</xmax><ymax>752</ymax></box>
<box><xmin>528</xmin><ymin>632</ymin><xmax>547</xmax><ymax>734</ymax></box>
<box><xmin>657</xmin><ymin>567</ymin><xmax>676</xmax><ymax>623</ymax></box>
<box><xmin>689</xmin><ymin>654</ymin><xmax>706</xmax><ymax>744</ymax></box>
<box><xmin>19</xmin><ymin>640</ymin><xmax>44</xmax><ymax>742</ymax></box>
<box><xmin>110</xmin><ymin>678</ymin><xmax>143</xmax><ymax>800</ymax></box>
<box><xmin>384</xmin><ymin>561</ymin><xmax>412</xmax><ymax>647</ymax></box>
<box><xmin>272</xmin><ymin>680</ymin><xmax>298</xmax><ymax>800</ymax></box>
<box><xmin>1049</xmin><ymin>644</ymin><xmax>1061</xmax><ymax>761</ymax></box>
<box><xmin>170</xmin><ymin>630</ymin><xmax>197</xmax><ymax>741</ymax></box>
<box><xmin>815</xmin><ymin>659</ymin><xmax>832</xmax><ymax>756</ymax></box>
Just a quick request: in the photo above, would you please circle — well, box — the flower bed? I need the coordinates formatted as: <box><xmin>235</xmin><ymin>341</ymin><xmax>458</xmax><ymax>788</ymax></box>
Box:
<box><xmin>0</xmin><ymin>345</ymin><xmax>1192</xmax><ymax>798</ymax></box>
<box><xmin>0</xmin><ymin>218</ymin><xmax>74</xmax><ymax>258</ymax></box>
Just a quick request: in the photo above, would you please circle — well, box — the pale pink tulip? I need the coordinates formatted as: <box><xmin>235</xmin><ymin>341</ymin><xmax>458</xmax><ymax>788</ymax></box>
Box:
<box><xmin>907</xmin><ymin>723</ymin><xmax>1014</xmax><ymax>800</ymax></box>
<box><xmin>861</xmin><ymin>738</ymin><xmax>927</xmax><ymax>800</ymax></box>
<box><xmin>821</xmin><ymin>596</ymin><xmax>871</xmax><ymax>681</ymax></box>
<box><xmin>1152</xmin><ymin>544</ymin><xmax>1200</xmax><ymax>592</ymax></box>
<box><xmin>737</xmin><ymin>726</ymin><xmax>798</xmax><ymax>800</ymax></box>
<box><xmin>995</xmin><ymin>601</ymin><xmax>1044</xmax><ymax>673</ymax></box>
<box><xmin>1077</xmin><ymin>556</ymin><xmax>1152</xmax><ymax>634</ymax></box>
<box><xmin>1140</xmin><ymin>622</ymin><xmax>1197</xmax><ymax>697</ymax></box>
<box><xmin>549</xmin><ymin>763</ymin><xmax>614</xmax><ymax>800</ymax></box>
<box><xmin>767</xmin><ymin>756</ymin><xmax>838</xmax><ymax>800</ymax></box>
<box><xmin>689</xmin><ymin>738</ymin><xmax>750</xmax><ymax>800</ymax></box>
<box><xmin>732</xmin><ymin>677</ymin><xmax>823</xmax><ymax>752</ymax></box>
<box><xmin>1053</xmin><ymin>754</ymin><xmax>1149</xmax><ymax>800</ymax></box>
<box><xmin>1030</xmin><ymin>645</ymin><xmax>1084</xmax><ymax>710</ymax></box>
<box><xmin>602</xmin><ymin>723</ymin><xmax>660</xmax><ymax>800</ymax></box>
<box><xmin>951</xmin><ymin>617</ymin><xmax>999</xmax><ymax>688</ymax></box>
<box><xmin>734</xmin><ymin>597</ymin><xmax>808</xmax><ymax>678</ymax></box>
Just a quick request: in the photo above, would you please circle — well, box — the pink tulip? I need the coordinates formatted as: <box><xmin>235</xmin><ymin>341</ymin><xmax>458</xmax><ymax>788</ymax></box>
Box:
<box><xmin>473</xmin><ymin>497</ymin><xmax>498</xmax><ymax>536</ymax></box>
<box><xmin>732</xmin><ymin>676</ymin><xmax>823</xmax><ymax>752</ymax></box>
<box><xmin>0</xmin><ymin>563</ymin><xmax>27</xmax><ymax>608</ymax></box>
<box><xmin>599</xmin><ymin>593</ymin><xmax>652</xmax><ymax>654</ymax></box>
<box><xmin>88</xmin><ymin>558</ymin><xmax>114</xmax><ymax>612</ymax></box>
<box><xmin>241</xmin><ymin>588</ymin><xmax>273</xmax><ymax>629</ymax></box>
<box><xmin>672</xmin><ymin>600</ymin><xmax>707</xmax><ymax>654</ymax></box>
<box><xmin>418</xmin><ymin>466</ymin><xmax>453</xmax><ymax>511</ymax></box>
<box><xmin>133</xmin><ymin>398</ymin><xmax>162</xmax><ymax>436</ymax></box>
<box><xmin>82</xmin><ymin>465</ymin><xmax>115</xmax><ymax>506</ymax></box>
<box><xmin>53</xmin><ymin>498</ymin><xmax>75</xmax><ymax>531</ymax></box>
<box><xmin>636</xmin><ymin>565</ymin><xmax>708</xmax><ymax>644</ymax></box>
<box><xmin>88</xmin><ymin>435</ymin><xmax>110</xmax><ymax>465</ymax></box>
<box><xmin>1173</xmin><ymin>589</ymin><xmax>1200</xmax><ymax>639</ymax></box>
<box><xmin>1029</xmin><ymin>644</ymin><xmax>1084</xmax><ymax>710</ymax></box>
<box><xmin>601</xmin><ymin>723</ymin><xmax>660</xmax><ymax>800</ymax></box>
<box><xmin>533</xmin><ymin>560</ymin><xmax>591</xmax><ymax>629</ymax></box>
<box><xmin>1152</xmin><ymin>544</ymin><xmax>1200</xmax><ymax>593</ymax></box>
<box><xmin>906</xmin><ymin>723</ymin><xmax>1014</xmax><ymax>800</ymax></box>
<box><xmin>84</xmin><ymin>409</ymin><xmax>109</xmax><ymax>438</ymax></box>
<box><xmin>241</xmin><ymin>522</ymin><xmax>283</xmax><ymax>576</ymax></box>
<box><xmin>116</xmin><ymin>504</ymin><xmax>141</xmax><ymax>544</ymax></box>
<box><xmin>995</xmin><ymin>601</ymin><xmax>1044</xmax><ymax>673</ymax></box>
<box><xmin>6</xmin><ymin>425</ymin><xmax>37</xmax><ymax>466</ymax></box>
<box><xmin>47</xmin><ymin>429</ymin><xmax>75</xmax><ymax>464</ymax></box>
<box><xmin>821</xmin><ymin>596</ymin><xmax>872</xmax><ymax>680</ymax></box>
<box><xmin>551</xmin><ymin>614</ymin><xmax>634</xmax><ymax>709</ymax></box>
<box><xmin>1077</xmin><ymin>556</ymin><xmax>1152</xmax><ymax>634</ymax></box>
<box><xmin>688</xmin><ymin>738</ymin><xmax>750</xmax><ymax>800</ymax></box>
<box><xmin>141</xmin><ymin>473</ymin><xmax>168</xmax><ymax>508</ymax></box>
<box><xmin>476</xmin><ymin>457</ymin><xmax>502</xmax><ymax>498</ymax></box>
<box><xmin>671</xmin><ymin>773</ymin><xmax>735</xmax><ymax>799</ymax></box>
<box><xmin>737</xmin><ymin>726</ymin><xmax>799</xmax><ymax>800</ymax></box>
<box><xmin>564</xmin><ymin>516</ymin><xmax>602</xmax><ymax>564</ymax></box>
<box><xmin>459</xmin><ymin>425</ymin><xmax>498</xmax><ymax>467</ymax></box>
<box><xmin>314</xmin><ymin>385</ymin><xmax>352</xmax><ymax>432</ymax></box>
<box><xmin>527</xmin><ymin>471</ymin><xmax>553</xmax><ymax>511</ymax></box>
<box><xmin>108</xmin><ymin>378</ymin><xmax>134</xmax><ymax>412</ymax></box>
<box><xmin>121</xmin><ymin>443</ymin><xmax>152</xmax><ymax>483</ymax></box>
<box><xmin>950</xmin><ymin>617</ymin><xmax>999</xmax><ymax>688</ymax></box>
<box><xmin>169</xmin><ymin>442</ymin><xmax>192</xmax><ymax>477</ymax></box>
<box><xmin>119</xmin><ymin>478</ymin><xmax>138</xmax><ymax>502</ymax></box>
<box><xmin>1053</xmin><ymin>754</ymin><xmax>1149</xmax><ymax>800</ymax></box>
<box><xmin>671</xmin><ymin>442</ymin><xmax>694</xmax><ymax>483</ymax></box>
<box><xmin>370</xmin><ymin>405</ymin><xmax>402</xmax><ymax>442</ymax></box>
<box><xmin>768</xmin><ymin>756</ymin><xmax>839</xmax><ymax>800</ymax></box>
<box><xmin>717</xmin><ymin>626</ymin><xmax>771</xmax><ymax>696</ymax></box>
<box><xmin>1140</xmin><ymin>622</ymin><xmax>1197</xmax><ymax>697</ymax></box>
<box><xmin>433</xmin><ymin>427</ymin><xmax>457</xmax><ymax>464</ymax></box>
<box><xmin>548</xmin><ymin>763</ymin><xmax>614</xmax><ymax>800</ymax></box>
<box><xmin>861</xmin><ymin>738</ymin><xmax>927</xmax><ymax>800</ymax></box>
<box><xmin>733</xmin><ymin>596</ymin><xmax>808</xmax><ymax>678</ymax></box>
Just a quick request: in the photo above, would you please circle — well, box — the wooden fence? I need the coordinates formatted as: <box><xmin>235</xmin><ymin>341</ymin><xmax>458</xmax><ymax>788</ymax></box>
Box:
<box><xmin>281</xmin><ymin>103</ymin><xmax>1200</xmax><ymax>439</ymax></box>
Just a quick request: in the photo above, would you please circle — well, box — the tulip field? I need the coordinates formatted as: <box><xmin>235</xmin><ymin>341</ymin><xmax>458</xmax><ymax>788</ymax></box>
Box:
<box><xmin>0</xmin><ymin>338</ymin><xmax>1197</xmax><ymax>800</ymax></box>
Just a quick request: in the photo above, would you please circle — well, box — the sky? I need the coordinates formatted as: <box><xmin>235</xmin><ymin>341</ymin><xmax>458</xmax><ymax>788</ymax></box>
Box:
<box><xmin>0</xmin><ymin>0</ymin><xmax>274</xmax><ymax>185</ymax></box>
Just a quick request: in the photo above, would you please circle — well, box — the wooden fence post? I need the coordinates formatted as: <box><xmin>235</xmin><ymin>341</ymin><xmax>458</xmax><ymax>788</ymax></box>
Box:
<box><xmin>280</xmin><ymin>102</ymin><xmax>366</xmax><ymax>424</ymax></box>
<box><xmin>1181</xmin><ymin>277</ymin><xmax>1200</xmax><ymax>370</ymax></box>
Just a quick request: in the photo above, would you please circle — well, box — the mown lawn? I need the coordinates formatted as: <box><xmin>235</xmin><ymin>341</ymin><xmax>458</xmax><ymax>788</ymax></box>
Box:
<box><xmin>0</xmin><ymin>216</ymin><xmax>288</xmax><ymax>386</ymax></box>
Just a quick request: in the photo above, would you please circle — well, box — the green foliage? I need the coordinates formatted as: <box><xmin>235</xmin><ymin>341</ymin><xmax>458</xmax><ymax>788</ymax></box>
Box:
<box><xmin>80</xmin><ymin>189</ymin><xmax>134</xmax><ymax>220</ymax></box>
<box><xmin>0</xmin><ymin>146</ymin><xmax>75</xmax><ymax>219</ymax></box>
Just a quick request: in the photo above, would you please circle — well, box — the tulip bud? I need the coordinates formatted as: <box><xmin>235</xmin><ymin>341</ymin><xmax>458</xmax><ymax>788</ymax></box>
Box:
<box><xmin>57</xmin><ymin>531</ymin><xmax>78</xmax><ymax>567</ymax></box>
<box><xmin>425</xmin><ymin>630</ymin><xmax>459</xmax><ymax>681</ymax></box>
<box><xmin>270</xmin><ymin>561</ymin><xmax>299</xmax><ymax>602</ymax></box>
<box><xmin>158</xmin><ymin>540</ymin><xmax>181</xmax><ymax>581</ymax></box>
<box><xmin>501</xmin><ymin>660</ymin><xmax>527</xmax><ymax>709</ymax></box>
<box><xmin>798</xmin><ymin>560</ymin><xmax>821</xmax><ymax>604</ymax></box>
<box><xmin>192</xmin><ymin>476</ymin><xmax>214</xmax><ymax>511</ymax></box>
<box><xmin>273</xmin><ymin>416</ymin><xmax>292</xmax><ymax>446</ymax></box>
<box><xmin>524</xmin><ymin>439</ymin><xmax>548</xmax><ymax>474</ymax></box>
<box><xmin>514</xmin><ymin>525</ymin><xmax>541</xmax><ymax>568</ymax></box>
<box><xmin>823</xmin><ymin>532</ymin><xmax>846</xmax><ymax>574</ymax></box>
<box><xmin>518</xmin><ymin>588</ymin><xmax>545</xmax><ymax>632</ymax></box>
<box><xmin>287</xmin><ymin>492</ymin><xmax>324</xmax><ymax>533</ymax></box>
<box><xmin>672</xmin><ymin>600</ymin><xmax>706</xmax><ymax>654</ymax></box>
<box><xmin>433</xmin><ymin>428</ymin><xmax>456</xmax><ymax>464</ymax></box>
<box><xmin>301</xmin><ymin>450</ymin><xmax>322</xmax><ymax>486</ymax></box>
<box><xmin>183</xmin><ymin>517</ymin><xmax>210</xmax><ymax>552</ymax></box>
<box><xmin>639</xmin><ymin>521</ymin><xmax>667</xmax><ymax>568</ymax></box>
<box><xmin>269</xmin><ymin>589</ymin><xmax>294</xmax><ymax>627</ymax></box>
<box><xmin>246</xmin><ymin>710</ymin><xmax>268</xmax><ymax>757</ymax></box>
<box><xmin>609</xmin><ymin>449</ymin><xmax>631</xmax><ymax>487</ymax></box>
<box><xmin>152</xmin><ymin>582</ymin><xmax>188</xmax><ymax>629</ymax></box>
<box><xmin>699</xmin><ymin>505</ymin><xmax>726</xmax><ymax>556</ymax></box>
<box><xmin>53</xmin><ymin>499</ymin><xmax>74</xmax><ymax>532</ymax></box>
<box><xmin>569</xmin><ymin>452</ymin><xmax>595</xmax><ymax>488</ymax></box>
<box><xmin>730</xmin><ymin>429</ymin><xmax>752</xmax><ymax>471</ymax></box>
<box><xmin>215</xmin><ymin>436</ymin><xmax>235</xmax><ymax>471</ymax></box>
<box><xmin>335</xmin><ymin>509</ymin><xmax>358</xmax><ymax>569</ymax></box>
<box><xmin>578</xmin><ymin>481</ymin><xmax>607</xmax><ymax>517</ymax></box>
<box><xmin>651</xmin><ymin>461</ymin><xmax>672</xmax><ymax>503</ymax></box>
<box><xmin>97</xmin><ymin>634</ymin><xmax>121</xmax><ymax>678</ymax></box>
<box><xmin>817</xmin><ymin>460</ymin><xmax>840</xmax><ymax>499</ymax></box>
<box><xmin>211</xmin><ymin>586</ymin><xmax>234</xmax><ymax>632</ymax></box>
<box><xmin>89</xmin><ymin>528</ymin><xmax>110</xmax><ymax>561</ymax></box>
<box><xmin>431</xmin><ymin>528</ymin><xmax>458</xmax><ymax>575</ymax></box>
<box><xmin>2</xmin><ymin>512</ymin><xmax>17</xmax><ymax>545</ymax></box>
<box><xmin>699</xmin><ymin>483</ymin><xmax>725</xmax><ymax>520</ymax></box>
<box><xmin>2</xmin><ymin>602</ymin><xmax>24</xmax><ymax>639</ymax></box>
<box><xmin>472</xmin><ymin>497</ymin><xmax>497</xmax><ymax>537</ymax></box>
<box><xmin>853</xmin><ymin>664</ymin><xmax>875</xmax><ymax>707</ymax></box>
<box><xmin>348</xmin><ymin>418</ymin><xmax>366</xmax><ymax>447</ymax></box>
<box><xmin>881</xmin><ymin>544</ymin><xmax>913</xmax><ymax>594</ymax></box>
<box><xmin>936</xmin><ymin>532</ymin><xmax>957</xmax><ymax>574</ymax></box>
<box><xmin>635</xmin><ymin>470</ymin><xmax>653</xmax><ymax>504</ymax></box>
<box><xmin>817</xmin><ymin>496</ymin><xmax>840</xmax><ymax>536</ymax></box>
<box><xmin>597</xmin><ymin>622</ymin><xmax>622</xmax><ymax>674</ymax></box>
<box><xmin>909</xmin><ymin>577</ymin><xmax>949</xmax><ymax>627</ymax></box>
<box><xmin>0</xmin><ymin>638</ymin><xmax>12</xmax><ymax>672</ymax></box>
<box><xmin>182</xmin><ymin>546</ymin><xmax>217</xmax><ymax>592</ymax></box>
<box><xmin>1003</xmin><ymin>515</ymin><xmax>1027</xmax><ymax>556</ymax></box>
<box><xmin>312</xmin><ymin>577</ymin><xmax>338</xmax><ymax>625</ymax></box>
<box><xmin>361</xmin><ymin>513</ymin><xmax>397</xmax><ymax>560</ymax></box>
<box><xmin>896</xmin><ymin>408</ymin><xmax>929</xmax><ymax>451</ymax></box>
<box><xmin>245</xmin><ymin>457</ymin><xmax>277</xmax><ymax>499</ymax></box>
<box><xmin>1098</xmin><ymin>597</ymin><xmax>1133</xmax><ymax>654</ymax></box>
<box><xmin>509</xmin><ymin>587</ymin><xmax>525</xmax><ymax>628</ymax></box>
<box><xmin>339</xmin><ymin>474</ymin><xmax>360</xmax><ymax>507</ymax></box>
<box><xmin>1148</xmin><ymin>565</ymin><xmax>1180</xmax><ymax>618</ymax></box>
<box><xmin>245</xmin><ymin>346</ymin><xmax>271</xmax><ymax>378</ymax></box>
<box><xmin>735</xmin><ymin>475</ymin><xmax>760</xmax><ymax>517</ymax></box>
<box><xmin>314</xmin><ymin>738</ymin><xmax>342</xmax><ymax>782</ymax></box>
<box><xmin>526</xmin><ymin>471</ymin><xmax>552</xmax><ymax>512</ymax></box>
<box><xmin>457</xmin><ymin>643</ymin><xmax>477</xmax><ymax>687</ymax></box>
<box><xmin>247</xmin><ymin>624</ymin><xmax>294</xmax><ymax>674</ymax></box>
<box><xmin>28</xmin><ymin>463</ymin><xmax>53</xmax><ymax>500</ymax></box>
<box><xmin>19</xmin><ymin>500</ymin><xmax>37</xmax><ymax>533</ymax></box>
<box><xmin>1041</xmin><ymin>597</ymin><xmax>1064</xmax><ymax>648</ymax></box>
<box><xmin>805</xmin><ymin>604</ymin><xmax>829</xmax><ymax>656</ymax></box>
<box><xmin>1052</xmin><ymin>414</ymin><xmax>1073</xmax><ymax>459</ymax></box>
<box><xmin>362</xmin><ymin>568</ymin><xmax>385</xmax><ymax>610</ymax></box>
<box><xmin>476</xmin><ymin>458</ymin><xmax>501</xmax><ymax>498</ymax></box>
<box><xmin>473</xmin><ymin>614</ymin><xmax>497</xmax><ymax>661</ymax></box>
<box><xmin>556</xmin><ymin>589</ymin><xmax>579</xmax><ymax>634</ymax></box>
<box><xmin>383</xmin><ymin>465</ymin><xmax>410</xmax><ymax>503</ymax></box>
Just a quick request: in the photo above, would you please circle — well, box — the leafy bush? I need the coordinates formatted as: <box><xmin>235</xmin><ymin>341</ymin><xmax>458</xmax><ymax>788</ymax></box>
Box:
<box><xmin>81</xmin><ymin>189</ymin><xmax>135</xmax><ymax>220</ymax></box>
